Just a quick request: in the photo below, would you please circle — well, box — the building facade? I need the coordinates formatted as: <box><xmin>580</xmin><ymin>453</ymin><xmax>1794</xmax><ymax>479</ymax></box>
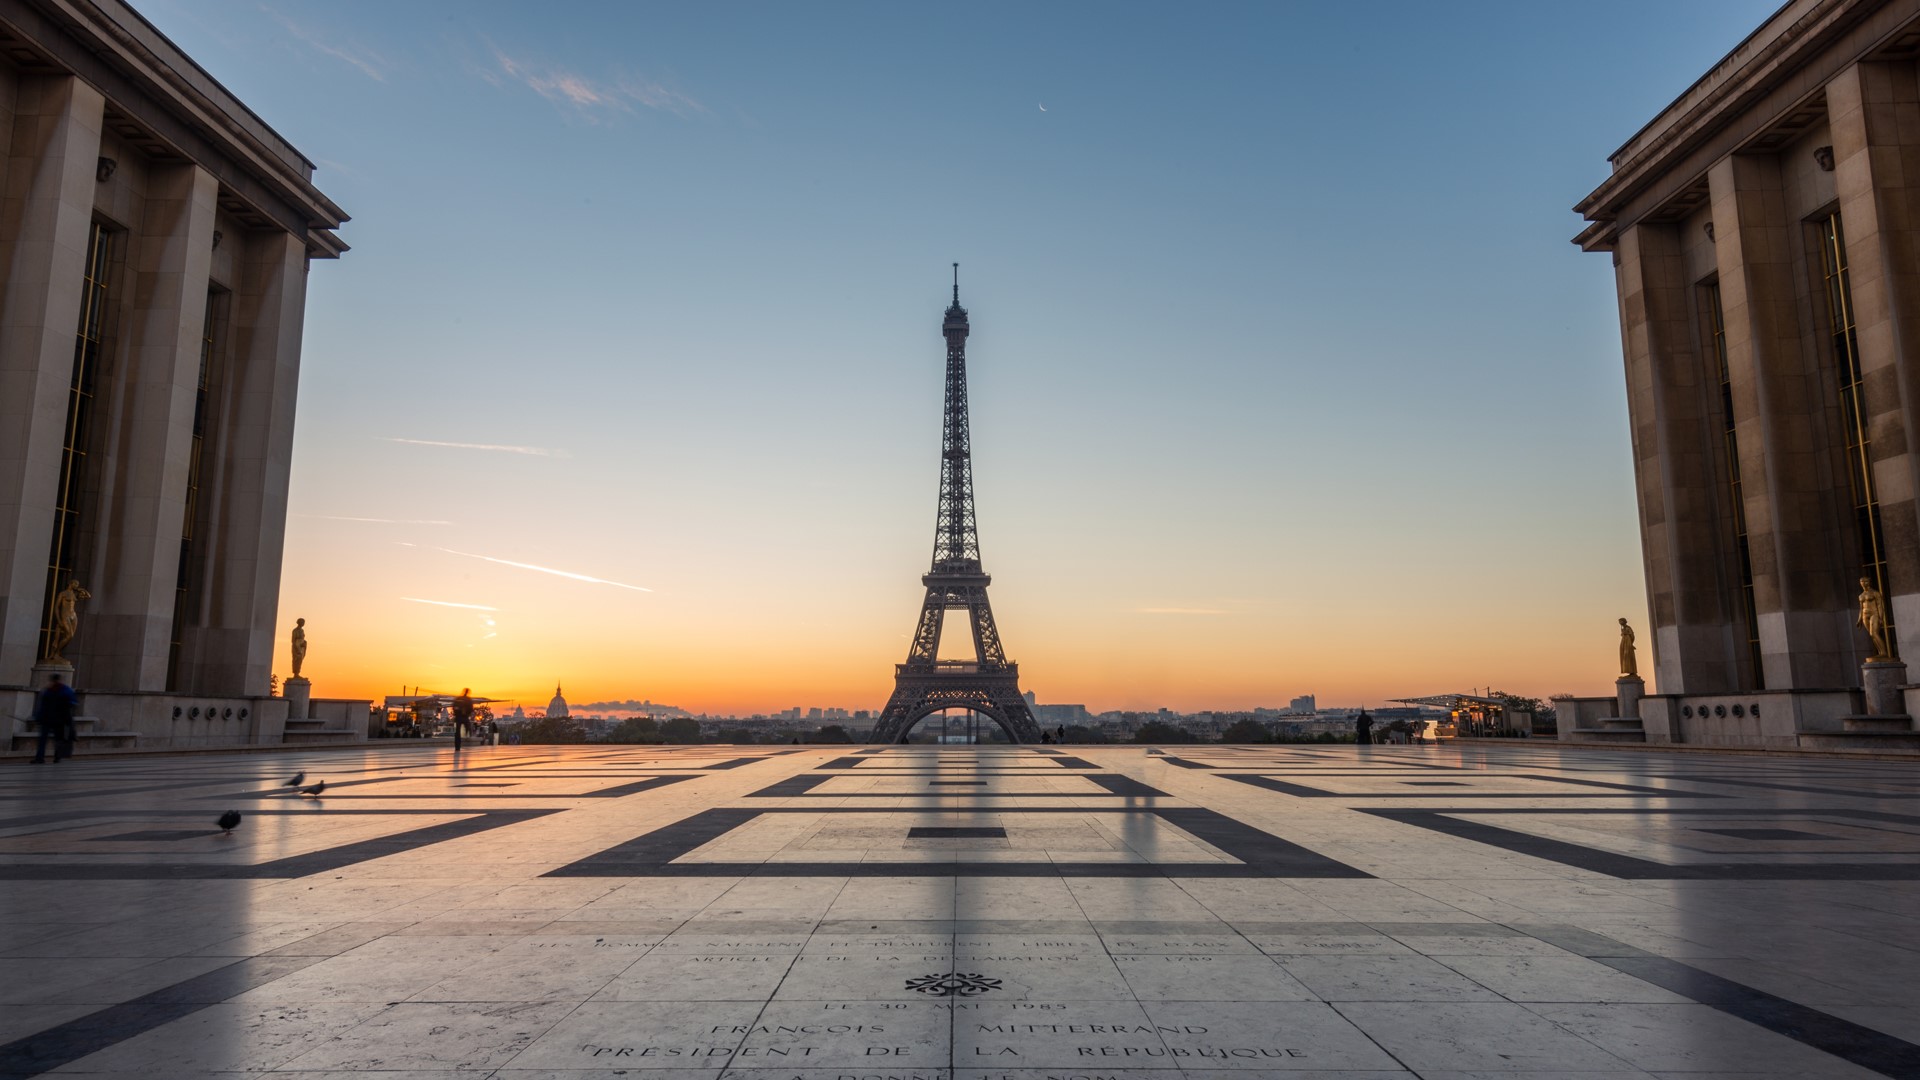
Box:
<box><xmin>1574</xmin><ymin>0</ymin><xmax>1920</xmax><ymax>747</ymax></box>
<box><xmin>0</xmin><ymin>0</ymin><xmax>355</xmax><ymax>750</ymax></box>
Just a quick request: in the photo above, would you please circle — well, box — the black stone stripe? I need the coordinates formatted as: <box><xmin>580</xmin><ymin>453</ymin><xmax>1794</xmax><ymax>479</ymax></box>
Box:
<box><xmin>1602</xmin><ymin>956</ymin><xmax>1920</xmax><ymax>1077</ymax></box>
<box><xmin>747</xmin><ymin>774</ymin><xmax>833</xmax><ymax>797</ymax></box>
<box><xmin>545</xmin><ymin>807</ymin><xmax>759</xmax><ymax>874</ymax></box>
<box><xmin>1364</xmin><ymin>808</ymin><xmax>1920</xmax><ymax>880</ymax></box>
<box><xmin>554</xmin><ymin>860</ymin><xmax>1356</xmax><ymax>878</ymax></box>
<box><xmin>0</xmin><ymin>954</ymin><xmax>324</xmax><ymax>1076</ymax></box>
<box><xmin>1223</xmin><ymin>773</ymin><xmax>1709</xmax><ymax>799</ymax></box>
<box><xmin>1519</xmin><ymin>926</ymin><xmax>1920</xmax><ymax>1080</ymax></box>
<box><xmin>1155</xmin><ymin>806</ymin><xmax>1369</xmax><ymax>877</ymax></box>
<box><xmin>214</xmin><ymin>774</ymin><xmax>691</xmax><ymax>800</ymax></box>
<box><xmin>739</xmin><ymin>792</ymin><xmax>1169</xmax><ymax>799</ymax></box>
<box><xmin>1662</xmin><ymin>774</ymin><xmax>1920</xmax><ymax>799</ymax></box>
<box><xmin>1048</xmin><ymin>755</ymin><xmax>1098</xmax><ymax>769</ymax></box>
<box><xmin>0</xmin><ymin>809</ymin><xmax>559</xmax><ymax>880</ymax></box>
<box><xmin>541</xmin><ymin>805</ymin><xmax>1371</xmax><ymax>879</ymax></box>
<box><xmin>1085</xmin><ymin>775</ymin><xmax>1169</xmax><ymax>797</ymax></box>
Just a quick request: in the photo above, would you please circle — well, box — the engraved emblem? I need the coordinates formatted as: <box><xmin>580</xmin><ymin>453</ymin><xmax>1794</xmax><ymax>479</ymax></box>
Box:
<box><xmin>905</xmin><ymin>971</ymin><xmax>1002</xmax><ymax>997</ymax></box>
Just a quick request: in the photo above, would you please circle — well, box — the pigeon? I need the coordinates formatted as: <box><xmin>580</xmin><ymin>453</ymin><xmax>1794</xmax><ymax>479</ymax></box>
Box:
<box><xmin>285</xmin><ymin>771</ymin><xmax>306</xmax><ymax>788</ymax></box>
<box><xmin>296</xmin><ymin>780</ymin><xmax>325</xmax><ymax>797</ymax></box>
<box><xmin>217</xmin><ymin>809</ymin><xmax>242</xmax><ymax>834</ymax></box>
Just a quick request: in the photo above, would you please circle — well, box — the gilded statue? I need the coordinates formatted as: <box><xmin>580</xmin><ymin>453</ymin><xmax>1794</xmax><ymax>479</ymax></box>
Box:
<box><xmin>1858</xmin><ymin>577</ymin><xmax>1893</xmax><ymax>660</ymax></box>
<box><xmin>290</xmin><ymin>617</ymin><xmax>308</xmax><ymax>677</ymax></box>
<box><xmin>43</xmin><ymin>579</ymin><xmax>90</xmax><ymax>663</ymax></box>
<box><xmin>1618</xmin><ymin>617</ymin><xmax>1638</xmax><ymax>678</ymax></box>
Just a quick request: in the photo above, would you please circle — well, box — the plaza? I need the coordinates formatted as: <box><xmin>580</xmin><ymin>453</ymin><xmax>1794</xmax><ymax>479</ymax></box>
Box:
<box><xmin>2</xmin><ymin>742</ymin><xmax>1919</xmax><ymax>1079</ymax></box>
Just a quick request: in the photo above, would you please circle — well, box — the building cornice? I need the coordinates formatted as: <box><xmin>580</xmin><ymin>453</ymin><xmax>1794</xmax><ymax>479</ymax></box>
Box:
<box><xmin>1573</xmin><ymin>0</ymin><xmax>1919</xmax><ymax>252</ymax></box>
<box><xmin>0</xmin><ymin>0</ymin><xmax>347</xmax><ymax>257</ymax></box>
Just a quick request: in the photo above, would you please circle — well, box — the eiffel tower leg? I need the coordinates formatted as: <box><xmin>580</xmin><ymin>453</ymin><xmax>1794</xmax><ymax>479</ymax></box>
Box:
<box><xmin>872</xmin><ymin>685</ymin><xmax>928</xmax><ymax>744</ymax></box>
<box><xmin>996</xmin><ymin>692</ymin><xmax>1043</xmax><ymax>743</ymax></box>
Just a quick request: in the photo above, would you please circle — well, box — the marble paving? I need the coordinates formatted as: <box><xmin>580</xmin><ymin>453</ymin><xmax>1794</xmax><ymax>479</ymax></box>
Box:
<box><xmin>2</xmin><ymin>741</ymin><xmax>1919</xmax><ymax>1079</ymax></box>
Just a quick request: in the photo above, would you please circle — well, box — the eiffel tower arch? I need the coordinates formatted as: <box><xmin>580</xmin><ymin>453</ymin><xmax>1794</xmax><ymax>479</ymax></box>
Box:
<box><xmin>871</xmin><ymin>268</ymin><xmax>1042</xmax><ymax>745</ymax></box>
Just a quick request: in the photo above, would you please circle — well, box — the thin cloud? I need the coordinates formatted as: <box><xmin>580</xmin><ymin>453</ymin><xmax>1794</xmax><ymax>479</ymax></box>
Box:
<box><xmin>488</xmin><ymin>45</ymin><xmax>703</xmax><ymax>118</ymax></box>
<box><xmin>400</xmin><ymin>597</ymin><xmax>499</xmax><ymax>611</ymax></box>
<box><xmin>1138</xmin><ymin>607</ymin><xmax>1230</xmax><ymax>615</ymax></box>
<box><xmin>266</xmin><ymin>7</ymin><xmax>389</xmax><ymax>82</ymax></box>
<box><xmin>299</xmin><ymin>514</ymin><xmax>453</xmax><ymax>526</ymax></box>
<box><xmin>378</xmin><ymin>437</ymin><xmax>570</xmax><ymax>458</ymax></box>
<box><xmin>437</xmin><ymin>547</ymin><xmax>652</xmax><ymax>593</ymax></box>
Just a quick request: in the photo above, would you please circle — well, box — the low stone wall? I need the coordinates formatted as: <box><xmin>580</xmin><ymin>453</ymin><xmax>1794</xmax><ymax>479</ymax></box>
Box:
<box><xmin>1557</xmin><ymin>687</ymin><xmax>1867</xmax><ymax>750</ymax></box>
<box><xmin>1552</xmin><ymin>697</ymin><xmax>1613</xmax><ymax>739</ymax></box>
<box><xmin>1656</xmin><ymin>689</ymin><xmax>1856</xmax><ymax>747</ymax></box>
<box><xmin>3</xmin><ymin>687</ymin><xmax>370</xmax><ymax>755</ymax></box>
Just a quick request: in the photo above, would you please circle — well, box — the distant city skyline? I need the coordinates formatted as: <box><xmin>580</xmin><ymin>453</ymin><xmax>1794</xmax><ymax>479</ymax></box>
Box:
<box><xmin>127</xmin><ymin>0</ymin><xmax>1781</xmax><ymax>714</ymax></box>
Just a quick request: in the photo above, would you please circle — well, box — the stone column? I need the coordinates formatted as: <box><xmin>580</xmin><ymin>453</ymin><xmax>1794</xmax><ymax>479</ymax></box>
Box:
<box><xmin>1827</xmin><ymin>60</ymin><xmax>1920</xmax><ymax>666</ymax></box>
<box><xmin>182</xmin><ymin>230</ymin><xmax>306</xmax><ymax>696</ymax></box>
<box><xmin>0</xmin><ymin>76</ymin><xmax>104</xmax><ymax>686</ymax></box>
<box><xmin>1708</xmin><ymin>153</ymin><xmax>1854</xmax><ymax>688</ymax></box>
<box><xmin>85</xmin><ymin>164</ymin><xmax>217</xmax><ymax>691</ymax></box>
<box><xmin>1614</xmin><ymin>222</ymin><xmax>1740</xmax><ymax>693</ymax></box>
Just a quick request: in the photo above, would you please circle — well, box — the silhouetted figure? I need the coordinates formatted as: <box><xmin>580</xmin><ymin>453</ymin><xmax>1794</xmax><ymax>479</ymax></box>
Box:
<box><xmin>217</xmin><ymin>810</ymin><xmax>242</xmax><ymax>834</ymax></box>
<box><xmin>1355</xmin><ymin>710</ymin><xmax>1374</xmax><ymax>746</ymax></box>
<box><xmin>30</xmin><ymin>672</ymin><xmax>77</xmax><ymax>763</ymax></box>
<box><xmin>453</xmin><ymin>688</ymin><xmax>474</xmax><ymax>752</ymax></box>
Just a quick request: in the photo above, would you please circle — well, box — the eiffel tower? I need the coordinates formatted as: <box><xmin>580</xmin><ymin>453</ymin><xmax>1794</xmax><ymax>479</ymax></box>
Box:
<box><xmin>870</xmin><ymin>268</ymin><xmax>1042</xmax><ymax>744</ymax></box>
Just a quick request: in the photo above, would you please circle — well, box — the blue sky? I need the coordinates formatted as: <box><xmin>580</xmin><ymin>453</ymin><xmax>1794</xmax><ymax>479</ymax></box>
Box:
<box><xmin>140</xmin><ymin>0</ymin><xmax>1780</xmax><ymax>711</ymax></box>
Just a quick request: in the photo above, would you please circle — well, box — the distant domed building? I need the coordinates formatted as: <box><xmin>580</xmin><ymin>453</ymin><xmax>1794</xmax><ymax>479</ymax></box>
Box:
<box><xmin>547</xmin><ymin>682</ymin><xmax>569</xmax><ymax>720</ymax></box>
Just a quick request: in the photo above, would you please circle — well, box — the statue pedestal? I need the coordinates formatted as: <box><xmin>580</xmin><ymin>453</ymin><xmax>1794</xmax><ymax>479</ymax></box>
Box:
<box><xmin>283</xmin><ymin>677</ymin><xmax>311</xmax><ymax>720</ymax></box>
<box><xmin>1863</xmin><ymin>659</ymin><xmax>1908</xmax><ymax>717</ymax></box>
<box><xmin>1615</xmin><ymin>676</ymin><xmax>1645</xmax><ymax>720</ymax></box>
<box><xmin>30</xmin><ymin>660</ymin><xmax>75</xmax><ymax>689</ymax></box>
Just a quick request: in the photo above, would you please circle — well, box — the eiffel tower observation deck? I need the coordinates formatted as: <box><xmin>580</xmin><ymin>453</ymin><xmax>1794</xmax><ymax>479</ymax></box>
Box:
<box><xmin>870</xmin><ymin>267</ymin><xmax>1043</xmax><ymax>744</ymax></box>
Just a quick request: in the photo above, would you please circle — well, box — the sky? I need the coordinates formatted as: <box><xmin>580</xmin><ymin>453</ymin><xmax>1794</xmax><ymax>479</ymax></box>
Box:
<box><xmin>141</xmin><ymin>0</ymin><xmax>1782</xmax><ymax>715</ymax></box>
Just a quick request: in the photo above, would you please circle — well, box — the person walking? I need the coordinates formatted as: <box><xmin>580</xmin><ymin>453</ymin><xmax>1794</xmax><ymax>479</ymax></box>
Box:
<box><xmin>30</xmin><ymin>672</ymin><xmax>78</xmax><ymax>764</ymax></box>
<box><xmin>452</xmin><ymin>688</ymin><xmax>474</xmax><ymax>753</ymax></box>
<box><xmin>1354</xmin><ymin>709</ymin><xmax>1374</xmax><ymax>746</ymax></box>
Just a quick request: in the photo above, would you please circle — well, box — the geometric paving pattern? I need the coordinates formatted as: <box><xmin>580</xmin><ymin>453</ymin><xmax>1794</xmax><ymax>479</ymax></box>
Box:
<box><xmin>2</xmin><ymin>742</ymin><xmax>1919</xmax><ymax>1078</ymax></box>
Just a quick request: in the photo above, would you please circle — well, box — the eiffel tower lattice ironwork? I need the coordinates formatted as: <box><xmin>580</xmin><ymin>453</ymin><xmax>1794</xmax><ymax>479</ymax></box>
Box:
<box><xmin>870</xmin><ymin>267</ymin><xmax>1042</xmax><ymax>744</ymax></box>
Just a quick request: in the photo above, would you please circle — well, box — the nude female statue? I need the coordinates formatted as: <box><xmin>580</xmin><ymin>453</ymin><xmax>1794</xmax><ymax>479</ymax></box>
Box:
<box><xmin>43</xmin><ymin>579</ymin><xmax>90</xmax><ymax>663</ymax></box>
<box><xmin>1859</xmin><ymin>577</ymin><xmax>1893</xmax><ymax>659</ymax></box>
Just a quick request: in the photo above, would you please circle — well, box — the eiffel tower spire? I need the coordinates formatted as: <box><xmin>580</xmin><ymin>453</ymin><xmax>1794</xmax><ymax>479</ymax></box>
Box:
<box><xmin>933</xmin><ymin>263</ymin><xmax>979</xmax><ymax>574</ymax></box>
<box><xmin>871</xmin><ymin>271</ymin><xmax>1041</xmax><ymax>744</ymax></box>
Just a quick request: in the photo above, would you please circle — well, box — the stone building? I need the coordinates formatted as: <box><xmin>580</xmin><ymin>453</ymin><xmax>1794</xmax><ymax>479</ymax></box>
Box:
<box><xmin>0</xmin><ymin>0</ymin><xmax>358</xmax><ymax>751</ymax></box>
<box><xmin>1573</xmin><ymin>0</ymin><xmax>1920</xmax><ymax>748</ymax></box>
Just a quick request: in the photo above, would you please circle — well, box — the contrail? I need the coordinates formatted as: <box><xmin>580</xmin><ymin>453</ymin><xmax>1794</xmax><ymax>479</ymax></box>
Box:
<box><xmin>400</xmin><ymin>597</ymin><xmax>499</xmax><ymax>611</ymax></box>
<box><xmin>302</xmin><ymin>514</ymin><xmax>453</xmax><ymax>525</ymax></box>
<box><xmin>436</xmin><ymin>547</ymin><xmax>652</xmax><ymax>592</ymax></box>
<box><xmin>379</xmin><ymin>437</ymin><xmax>570</xmax><ymax>458</ymax></box>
